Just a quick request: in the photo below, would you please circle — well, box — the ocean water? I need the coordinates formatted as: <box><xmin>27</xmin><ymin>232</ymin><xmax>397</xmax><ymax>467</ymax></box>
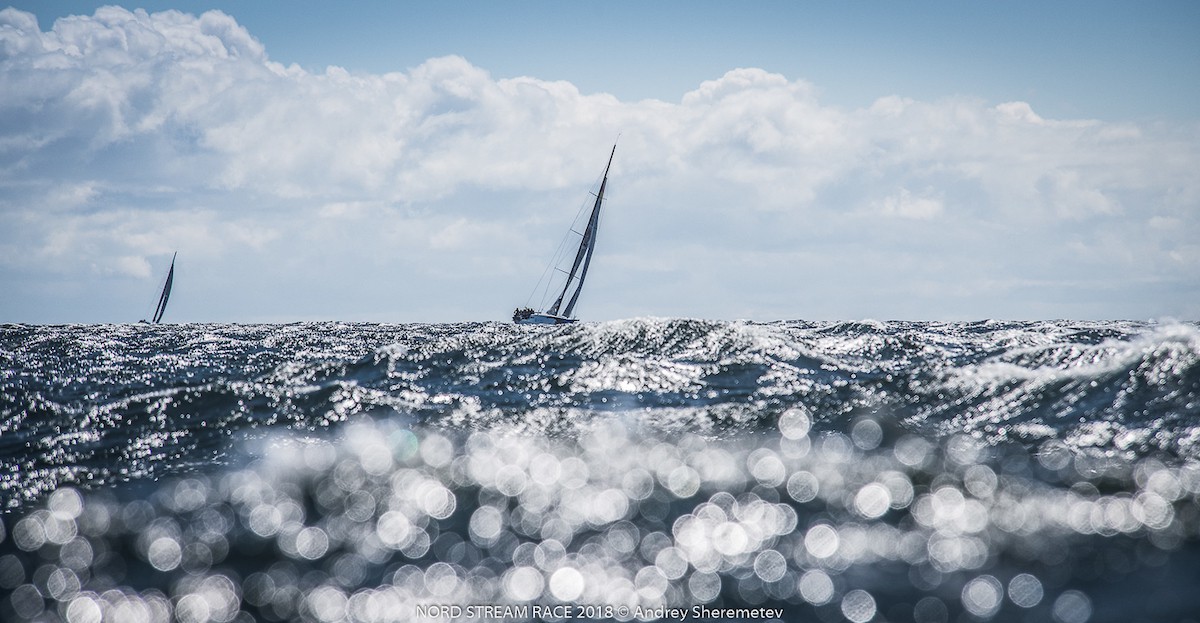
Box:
<box><xmin>1</xmin><ymin>319</ymin><xmax>1198</xmax><ymax>622</ymax></box>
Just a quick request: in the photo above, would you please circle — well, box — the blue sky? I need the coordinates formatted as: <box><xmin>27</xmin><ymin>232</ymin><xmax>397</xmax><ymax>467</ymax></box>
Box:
<box><xmin>1</xmin><ymin>2</ymin><xmax>1198</xmax><ymax>322</ymax></box>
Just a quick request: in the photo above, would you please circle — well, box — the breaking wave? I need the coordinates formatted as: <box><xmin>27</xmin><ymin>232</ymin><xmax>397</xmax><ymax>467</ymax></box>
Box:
<box><xmin>2</xmin><ymin>319</ymin><xmax>1200</xmax><ymax>621</ymax></box>
<box><xmin>4</xmin><ymin>319</ymin><xmax>1198</xmax><ymax>499</ymax></box>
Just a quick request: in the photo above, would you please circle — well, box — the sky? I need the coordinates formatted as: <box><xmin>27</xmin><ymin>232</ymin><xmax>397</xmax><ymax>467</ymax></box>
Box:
<box><xmin>1</xmin><ymin>1</ymin><xmax>1198</xmax><ymax>323</ymax></box>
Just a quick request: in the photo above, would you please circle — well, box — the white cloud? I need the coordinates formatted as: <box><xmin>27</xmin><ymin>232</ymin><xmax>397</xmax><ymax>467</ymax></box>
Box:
<box><xmin>110</xmin><ymin>255</ymin><xmax>151</xmax><ymax>278</ymax></box>
<box><xmin>995</xmin><ymin>101</ymin><xmax>1045</xmax><ymax>125</ymax></box>
<box><xmin>877</xmin><ymin>188</ymin><xmax>944</xmax><ymax>220</ymax></box>
<box><xmin>0</xmin><ymin>7</ymin><xmax>1197</xmax><ymax>321</ymax></box>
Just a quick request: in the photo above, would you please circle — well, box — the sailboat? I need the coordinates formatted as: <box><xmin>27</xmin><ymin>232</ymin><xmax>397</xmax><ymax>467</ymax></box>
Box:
<box><xmin>141</xmin><ymin>252</ymin><xmax>176</xmax><ymax>324</ymax></box>
<box><xmin>513</xmin><ymin>144</ymin><xmax>616</xmax><ymax>325</ymax></box>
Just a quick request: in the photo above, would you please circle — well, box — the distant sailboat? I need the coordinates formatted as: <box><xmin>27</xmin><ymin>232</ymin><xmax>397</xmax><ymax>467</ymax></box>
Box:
<box><xmin>513</xmin><ymin>144</ymin><xmax>616</xmax><ymax>325</ymax></box>
<box><xmin>142</xmin><ymin>252</ymin><xmax>176</xmax><ymax>324</ymax></box>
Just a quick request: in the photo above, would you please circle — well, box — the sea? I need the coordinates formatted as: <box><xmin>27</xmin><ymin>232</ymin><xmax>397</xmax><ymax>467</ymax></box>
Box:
<box><xmin>1</xmin><ymin>318</ymin><xmax>1198</xmax><ymax>623</ymax></box>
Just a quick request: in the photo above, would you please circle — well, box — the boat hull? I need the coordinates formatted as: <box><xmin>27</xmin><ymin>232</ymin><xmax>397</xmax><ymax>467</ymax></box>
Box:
<box><xmin>517</xmin><ymin>313</ymin><xmax>578</xmax><ymax>325</ymax></box>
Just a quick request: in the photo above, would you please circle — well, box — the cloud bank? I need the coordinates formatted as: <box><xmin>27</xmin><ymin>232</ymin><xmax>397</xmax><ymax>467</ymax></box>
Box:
<box><xmin>1</xmin><ymin>7</ymin><xmax>1197</xmax><ymax>322</ymax></box>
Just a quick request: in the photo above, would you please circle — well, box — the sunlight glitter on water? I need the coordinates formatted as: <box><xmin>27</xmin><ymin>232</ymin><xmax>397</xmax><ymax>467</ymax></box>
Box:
<box><xmin>2</xmin><ymin>413</ymin><xmax>1199</xmax><ymax>622</ymax></box>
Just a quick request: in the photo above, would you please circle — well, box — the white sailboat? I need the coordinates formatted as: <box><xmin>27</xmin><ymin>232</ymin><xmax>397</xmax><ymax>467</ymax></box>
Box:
<box><xmin>513</xmin><ymin>144</ymin><xmax>616</xmax><ymax>325</ymax></box>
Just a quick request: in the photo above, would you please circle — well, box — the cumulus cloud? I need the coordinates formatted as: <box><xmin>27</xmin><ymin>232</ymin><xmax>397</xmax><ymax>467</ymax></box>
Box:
<box><xmin>0</xmin><ymin>7</ymin><xmax>1197</xmax><ymax>321</ymax></box>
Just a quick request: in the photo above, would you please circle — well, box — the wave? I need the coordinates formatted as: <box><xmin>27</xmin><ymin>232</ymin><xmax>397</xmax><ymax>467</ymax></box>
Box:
<box><xmin>1</xmin><ymin>319</ymin><xmax>1198</xmax><ymax>508</ymax></box>
<box><xmin>2</xmin><ymin>417</ymin><xmax>1199</xmax><ymax>621</ymax></box>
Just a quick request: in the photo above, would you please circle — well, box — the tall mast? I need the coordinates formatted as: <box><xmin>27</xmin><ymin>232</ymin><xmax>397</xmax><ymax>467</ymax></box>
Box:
<box><xmin>152</xmin><ymin>252</ymin><xmax>176</xmax><ymax>324</ymax></box>
<box><xmin>548</xmin><ymin>144</ymin><xmax>616</xmax><ymax>317</ymax></box>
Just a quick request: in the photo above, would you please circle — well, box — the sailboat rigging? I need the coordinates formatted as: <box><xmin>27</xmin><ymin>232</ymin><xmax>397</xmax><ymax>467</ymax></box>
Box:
<box><xmin>142</xmin><ymin>252</ymin><xmax>176</xmax><ymax>324</ymax></box>
<box><xmin>514</xmin><ymin>144</ymin><xmax>616</xmax><ymax>325</ymax></box>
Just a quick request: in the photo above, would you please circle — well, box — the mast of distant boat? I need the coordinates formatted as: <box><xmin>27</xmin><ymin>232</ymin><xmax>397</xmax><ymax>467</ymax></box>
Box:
<box><xmin>151</xmin><ymin>252</ymin><xmax>176</xmax><ymax>324</ymax></box>
<box><xmin>546</xmin><ymin>144</ymin><xmax>616</xmax><ymax>319</ymax></box>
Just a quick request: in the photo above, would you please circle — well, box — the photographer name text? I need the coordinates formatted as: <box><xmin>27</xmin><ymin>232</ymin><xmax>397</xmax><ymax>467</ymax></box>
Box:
<box><xmin>417</xmin><ymin>604</ymin><xmax>785</xmax><ymax>620</ymax></box>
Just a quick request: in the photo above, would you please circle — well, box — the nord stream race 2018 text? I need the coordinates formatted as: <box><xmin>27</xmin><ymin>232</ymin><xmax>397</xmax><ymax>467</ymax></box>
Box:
<box><xmin>416</xmin><ymin>604</ymin><xmax>786</xmax><ymax>620</ymax></box>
